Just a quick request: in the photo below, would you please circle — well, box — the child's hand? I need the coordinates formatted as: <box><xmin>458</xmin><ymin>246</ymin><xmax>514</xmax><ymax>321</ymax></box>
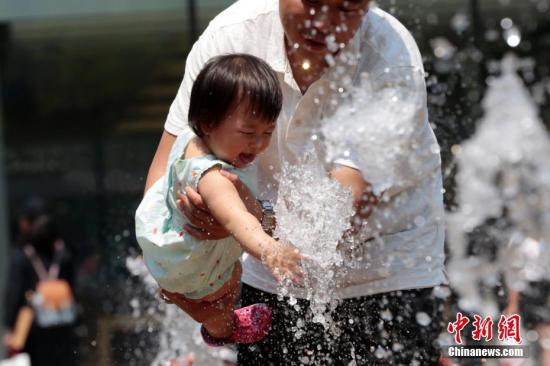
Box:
<box><xmin>262</xmin><ymin>242</ymin><xmax>306</xmax><ymax>285</ymax></box>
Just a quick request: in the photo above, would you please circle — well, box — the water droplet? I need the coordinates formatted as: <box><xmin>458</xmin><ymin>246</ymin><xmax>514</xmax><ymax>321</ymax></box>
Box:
<box><xmin>381</xmin><ymin>309</ymin><xmax>393</xmax><ymax>321</ymax></box>
<box><xmin>430</xmin><ymin>144</ymin><xmax>441</xmax><ymax>154</ymax></box>
<box><xmin>416</xmin><ymin>312</ymin><xmax>432</xmax><ymax>326</ymax></box>
<box><xmin>414</xmin><ymin>216</ymin><xmax>426</xmax><ymax>227</ymax></box>
<box><xmin>288</xmin><ymin>296</ymin><xmax>297</xmax><ymax>306</ymax></box>
<box><xmin>451</xmin><ymin>13</ymin><xmax>470</xmax><ymax>34</ymax></box>
<box><xmin>504</xmin><ymin>26</ymin><xmax>521</xmax><ymax>48</ymax></box>
<box><xmin>326</xmin><ymin>34</ymin><xmax>339</xmax><ymax>53</ymax></box>
<box><xmin>325</xmin><ymin>54</ymin><xmax>336</xmax><ymax>67</ymax></box>
<box><xmin>374</xmin><ymin>346</ymin><xmax>387</xmax><ymax>359</ymax></box>
<box><xmin>500</xmin><ymin>17</ymin><xmax>513</xmax><ymax>30</ymax></box>
<box><xmin>430</xmin><ymin>37</ymin><xmax>456</xmax><ymax>60</ymax></box>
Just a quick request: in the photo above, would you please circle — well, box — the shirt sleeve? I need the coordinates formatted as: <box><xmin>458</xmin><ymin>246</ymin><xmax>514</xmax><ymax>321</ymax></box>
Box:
<box><xmin>327</xmin><ymin>66</ymin><xmax>441</xmax><ymax>196</ymax></box>
<box><xmin>164</xmin><ymin>30</ymin><xmax>225</xmax><ymax>136</ymax></box>
<box><xmin>186</xmin><ymin>158</ymin><xmax>229</xmax><ymax>191</ymax></box>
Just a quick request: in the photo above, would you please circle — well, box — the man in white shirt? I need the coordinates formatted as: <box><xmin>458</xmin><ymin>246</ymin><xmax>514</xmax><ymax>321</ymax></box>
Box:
<box><xmin>145</xmin><ymin>0</ymin><xmax>447</xmax><ymax>364</ymax></box>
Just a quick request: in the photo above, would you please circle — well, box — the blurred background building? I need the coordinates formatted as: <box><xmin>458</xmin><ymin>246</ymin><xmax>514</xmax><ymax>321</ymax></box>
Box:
<box><xmin>0</xmin><ymin>0</ymin><xmax>549</xmax><ymax>364</ymax></box>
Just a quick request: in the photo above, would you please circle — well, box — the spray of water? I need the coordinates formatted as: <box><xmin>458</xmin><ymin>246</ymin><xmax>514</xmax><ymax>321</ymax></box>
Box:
<box><xmin>447</xmin><ymin>54</ymin><xmax>550</xmax><ymax>316</ymax></box>
<box><xmin>126</xmin><ymin>256</ymin><xmax>235</xmax><ymax>366</ymax></box>
<box><xmin>273</xmin><ymin>64</ymin><xmax>431</xmax><ymax>348</ymax></box>
<box><xmin>321</xmin><ymin>69</ymin><xmax>427</xmax><ymax>196</ymax></box>
<box><xmin>274</xmin><ymin>151</ymin><xmax>354</xmax><ymax>332</ymax></box>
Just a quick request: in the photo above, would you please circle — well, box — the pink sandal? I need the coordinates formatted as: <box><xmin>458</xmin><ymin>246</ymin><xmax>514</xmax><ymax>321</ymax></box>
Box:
<box><xmin>201</xmin><ymin>303</ymin><xmax>272</xmax><ymax>346</ymax></box>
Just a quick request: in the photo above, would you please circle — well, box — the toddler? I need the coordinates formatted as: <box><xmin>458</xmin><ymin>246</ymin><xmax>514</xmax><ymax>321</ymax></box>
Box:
<box><xmin>135</xmin><ymin>54</ymin><xmax>304</xmax><ymax>346</ymax></box>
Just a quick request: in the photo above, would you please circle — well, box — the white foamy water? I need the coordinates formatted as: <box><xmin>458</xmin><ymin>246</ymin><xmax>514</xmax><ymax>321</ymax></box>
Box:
<box><xmin>274</xmin><ymin>151</ymin><xmax>354</xmax><ymax>330</ymax></box>
<box><xmin>322</xmin><ymin>68</ymin><xmax>428</xmax><ymax>196</ymax></box>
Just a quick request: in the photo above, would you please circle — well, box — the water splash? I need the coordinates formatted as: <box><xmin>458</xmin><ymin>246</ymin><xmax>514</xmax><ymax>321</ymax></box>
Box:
<box><xmin>321</xmin><ymin>68</ymin><xmax>428</xmax><ymax>196</ymax></box>
<box><xmin>274</xmin><ymin>151</ymin><xmax>354</xmax><ymax>331</ymax></box>
<box><xmin>125</xmin><ymin>256</ymin><xmax>234</xmax><ymax>366</ymax></box>
<box><xmin>273</xmin><ymin>65</ymin><xmax>433</xmax><ymax>354</ymax></box>
<box><xmin>447</xmin><ymin>54</ymin><xmax>550</xmax><ymax>316</ymax></box>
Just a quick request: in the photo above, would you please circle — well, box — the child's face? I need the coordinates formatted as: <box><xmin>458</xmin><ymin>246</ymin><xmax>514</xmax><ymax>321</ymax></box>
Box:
<box><xmin>203</xmin><ymin>107</ymin><xmax>276</xmax><ymax>169</ymax></box>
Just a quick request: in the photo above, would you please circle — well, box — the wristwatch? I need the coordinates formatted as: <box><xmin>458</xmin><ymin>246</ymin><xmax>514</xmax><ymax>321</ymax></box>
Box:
<box><xmin>259</xmin><ymin>200</ymin><xmax>276</xmax><ymax>236</ymax></box>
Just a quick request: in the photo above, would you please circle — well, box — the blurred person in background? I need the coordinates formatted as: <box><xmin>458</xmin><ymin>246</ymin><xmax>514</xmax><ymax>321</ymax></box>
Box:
<box><xmin>505</xmin><ymin>235</ymin><xmax>550</xmax><ymax>365</ymax></box>
<box><xmin>3</xmin><ymin>200</ymin><xmax>79</xmax><ymax>366</ymax></box>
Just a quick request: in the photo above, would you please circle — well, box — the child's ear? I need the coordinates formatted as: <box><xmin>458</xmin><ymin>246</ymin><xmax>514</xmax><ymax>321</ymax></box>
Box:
<box><xmin>201</xmin><ymin>124</ymin><xmax>212</xmax><ymax>136</ymax></box>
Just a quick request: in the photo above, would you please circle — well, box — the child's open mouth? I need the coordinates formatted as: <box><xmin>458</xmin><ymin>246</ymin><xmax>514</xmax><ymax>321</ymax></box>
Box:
<box><xmin>238</xmin><ymin>153</ymin><xmax>256</xmax><ymax>165</ymax></box>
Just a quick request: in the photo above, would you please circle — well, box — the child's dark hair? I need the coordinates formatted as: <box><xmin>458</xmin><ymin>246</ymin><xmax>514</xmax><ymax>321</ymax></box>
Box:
<box><xmin>188</xmin><ymin>54</ymin><xmax>282</xmax><ymax>137</ymax></box>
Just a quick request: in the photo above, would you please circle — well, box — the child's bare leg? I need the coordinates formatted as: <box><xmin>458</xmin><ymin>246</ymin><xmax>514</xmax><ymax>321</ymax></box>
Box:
<box><xmin>201</xmin><ymin>275</ymin><xmax>241</xmax><ymax>337</ymax></box>
<box><xmin>160</xmin><ymin>262</ymin><xmax>242</xmax><ymax>338</ymax></box>
<box><xmin>199</xmin><ymin>262</ymin><xmax>242</xmax><ymax>337</ymax></box>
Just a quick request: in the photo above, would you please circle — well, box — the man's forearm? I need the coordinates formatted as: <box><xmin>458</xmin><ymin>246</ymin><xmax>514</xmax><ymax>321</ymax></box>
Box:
<box><xmin>330</xmin><ymin>165</ymin><xmax>378</xmax><ymax>220</ymax></box>
<box><xmin>145</xmin><ymin>130</ymin><xmax>177</xmax><ymax>193</ymax></box>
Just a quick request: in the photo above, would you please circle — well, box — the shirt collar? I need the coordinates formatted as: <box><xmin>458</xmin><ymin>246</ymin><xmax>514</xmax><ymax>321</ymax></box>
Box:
<box><xmin>269</xmin><ymin>10</ymin><xmax>288</xmax><ymax>74</ymax></box>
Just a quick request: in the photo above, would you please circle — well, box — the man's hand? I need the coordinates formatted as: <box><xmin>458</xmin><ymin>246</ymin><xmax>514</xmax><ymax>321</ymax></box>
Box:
<box><xmin>178</xmin><ymin>170</ymin><xmax>262</xmax><ymax>239</ymax></box>
<box><xmin>177</xmin><ymin>187</ymin><xmax>230</xmax><ymax>240</ymax></box>
<box><xmin>330</xmin><ymin>166</ymin><xmax>379</xmax><ymax>250</ymax></box>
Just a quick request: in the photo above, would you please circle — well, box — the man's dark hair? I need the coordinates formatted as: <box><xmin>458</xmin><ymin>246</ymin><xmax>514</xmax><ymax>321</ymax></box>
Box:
<box><xmin>188</xmin><ymin>54</ymin><xmax>282</xmax><ymax>137</ymax></box>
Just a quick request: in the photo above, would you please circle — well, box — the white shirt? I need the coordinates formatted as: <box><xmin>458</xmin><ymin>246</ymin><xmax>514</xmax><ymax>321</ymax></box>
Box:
<box><xmin>164</xmin><ymin>0</ymin><xmax>447</xmax><ymax>299</ymax></box>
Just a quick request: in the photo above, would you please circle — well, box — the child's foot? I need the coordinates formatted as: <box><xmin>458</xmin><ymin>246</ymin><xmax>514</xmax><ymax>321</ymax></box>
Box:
<box><xmin>201</xmin><ymin>303</ymin><xmax>272</xmax><ymax>346</ymax></box>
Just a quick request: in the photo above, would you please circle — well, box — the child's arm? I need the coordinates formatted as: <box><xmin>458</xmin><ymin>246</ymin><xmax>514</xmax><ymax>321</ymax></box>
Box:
<box><xmin>198</xmin><ymin>167</ymin><xmax>303</xmax><ymax>283</ymax></box>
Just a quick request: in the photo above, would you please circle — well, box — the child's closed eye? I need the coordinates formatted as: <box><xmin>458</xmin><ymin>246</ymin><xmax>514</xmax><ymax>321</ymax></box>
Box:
<box><xmin>239</xmin><ymin>131</ymin><xmax>255</xmax><ymax>135</ymax></box>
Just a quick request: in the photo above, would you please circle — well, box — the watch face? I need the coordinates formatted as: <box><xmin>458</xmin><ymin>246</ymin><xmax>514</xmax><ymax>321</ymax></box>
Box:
<box><xmin>261</xmin><ymin>200</ymin><xmax>274</xmax><ymax>211</ymax></box>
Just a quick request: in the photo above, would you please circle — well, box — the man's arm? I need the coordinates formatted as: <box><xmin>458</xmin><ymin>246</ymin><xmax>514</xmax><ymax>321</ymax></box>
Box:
<box><xmin>145</xmin><ymin>29</ymin><xmax>219</xmax><ymax>194</ymax></box>
<box><xmin>144</xmin><ymin>131</ymin><xmax>177</xmax><ymax>193</ymax></box>
<box><xmin>330</xmin><ymin>165</ymin><xmax>379</xmax><ymax>224</ymax></box>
